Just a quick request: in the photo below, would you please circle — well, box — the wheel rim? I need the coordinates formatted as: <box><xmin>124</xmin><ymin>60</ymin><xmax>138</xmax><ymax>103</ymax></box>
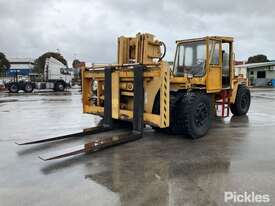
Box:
<box><xmin>25</xmin><ymin>84</ymin><xmax>32</xmax><ymax>91</ymax></box>
<box><xmin>58</xmin><ymin>84</ymin><xmax>64</xmax><ymax>90</ymax></box>
<box><xmin>194</xmin><ymin>102</ymin><xmax>208</xmax><ymax>127</ymax></box>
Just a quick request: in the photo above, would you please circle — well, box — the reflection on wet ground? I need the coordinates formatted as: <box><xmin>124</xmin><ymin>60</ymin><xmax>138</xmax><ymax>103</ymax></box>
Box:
<box><xmin>0</xmin><ymin>88</ymin><xmax>275</xmax><ymax>206</ymax></box>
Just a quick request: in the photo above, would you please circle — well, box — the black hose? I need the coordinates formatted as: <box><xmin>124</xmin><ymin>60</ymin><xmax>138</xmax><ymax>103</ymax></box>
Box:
<box><xmin>158</xmin><ymin>41</ymin><xmax>166</xmax><ymax>62</ymax></box>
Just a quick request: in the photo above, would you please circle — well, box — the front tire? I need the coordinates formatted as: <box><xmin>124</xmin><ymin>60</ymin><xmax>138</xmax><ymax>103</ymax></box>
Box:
<box><xmin>152</xmin><ymin>91</ymin><xmax>212</xmax><ymax>138</ymax></box>
<box><xmin>54</xmin><ymin>81</ymin><xmax>65</xmax><ymax>92</ymax></box>
<box><xmin>178</xmin><ymin>92</ymin><xmax>212</xmax><ymax>138</ymax></box>
<box><xmin>230</xmin><ymin>85</ymin><xmax>250</xmax><ymax>116</ymax></box>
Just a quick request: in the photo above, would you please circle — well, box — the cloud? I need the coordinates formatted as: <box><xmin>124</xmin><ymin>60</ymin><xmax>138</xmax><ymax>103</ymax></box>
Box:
<box><xmin>0</xmin><ymin>0</ymin><xmax>274</xmax><ymax>65</ymax></box>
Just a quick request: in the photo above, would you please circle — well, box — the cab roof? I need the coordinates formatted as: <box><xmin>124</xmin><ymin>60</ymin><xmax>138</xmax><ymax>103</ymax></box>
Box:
<box><xmin>176</xmin><ymin>36</ymin><xmax>234</xmax><ymax>44</ymax></box>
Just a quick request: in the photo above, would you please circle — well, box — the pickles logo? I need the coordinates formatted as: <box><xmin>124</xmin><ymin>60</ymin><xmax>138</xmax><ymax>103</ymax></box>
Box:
<box><xmin>224</xmin><ymin>192</ymin><xmax>270</xmax><ymax>203</ymax></box>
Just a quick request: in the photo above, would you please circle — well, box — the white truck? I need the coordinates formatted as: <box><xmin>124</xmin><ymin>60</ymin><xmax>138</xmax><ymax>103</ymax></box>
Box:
<box><xmin>6</xmin><ymin>57</ymin><xmax>73</xmax><ymax>93</ymax></box>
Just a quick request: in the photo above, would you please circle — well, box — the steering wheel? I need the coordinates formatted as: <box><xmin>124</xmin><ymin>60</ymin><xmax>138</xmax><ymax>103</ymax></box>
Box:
<box><xmin>196</xmin><ymin>58</ymin><xmax>205</xmax><ymax>65</ymax></box>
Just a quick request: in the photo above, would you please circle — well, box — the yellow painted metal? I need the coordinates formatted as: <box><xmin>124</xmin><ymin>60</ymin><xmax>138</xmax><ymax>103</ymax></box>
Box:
<box><xmin>159</xmin><ymin>61</ymin><xmax>170</xmax><ymax>128</ymax></box>
<box><xmin>144</xmin><ymin>78</ymin><xmax>161</xmax><ymax>113</ymax></box>
<box><xmin>82</xmin><ymin>65</ymin><xmax>92</xmax><ymax>114</ymax></box>
<box><xmin>119</xmin><ymin>109</ymin><xmax>161</xmax><ymax>126</ymax></box>
<box><xmin>84</xmin><ymin>105</ymin><xmax>104</xmax><ymax>114</ymax></box>
<box><xmin>117</xmin><ymin>33</ymin><xmax>162</xmax><ymax>65</ymax></box>
<box><xmin>117</xmin><ymin>37</ymin><xmax>129</xmax><ymax>65</ymax></box>
<box><xmin>230</xmin><ymin>80</ymin><xmax>239</xmax><ymax>103</ymax></box>
<box><xmin>82</xmin><ymin>64</ymin><xmax>166</xmax><ymax>127</ymax></box>
<box><xmin>206</xmin><ymin>66</ymin><xmax>222</xmax><ymax>92</ymax></box>
<box><xmin>206</xmin><ymin>39</ymin><xmax>222</xmax><ymax>92</ymax></box>
<box><xmin>112</xmin><ymin>71</ymin><xmax>120</xmax><ymax>119</ymax></box>
<box><xmin>176</xmin><ymin>36</ymin><xmax>233</xmax><ymax>44</ymax></box>
<box><xmin>170</xmin><ymin>76</ymin><xmax>206</xmax><ymax>87</ymax></box>
<box><xmin>83</xmin><ymin>69</ymin><xmax>160</xmax><ymax>79</ymax></box>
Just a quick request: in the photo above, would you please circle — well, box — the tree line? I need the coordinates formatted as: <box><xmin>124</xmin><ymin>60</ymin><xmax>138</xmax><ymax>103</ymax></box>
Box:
<box><xmin>0</xmin><ymin>52</ymin><xmax>10</xmax><ymax>74</ymax></box>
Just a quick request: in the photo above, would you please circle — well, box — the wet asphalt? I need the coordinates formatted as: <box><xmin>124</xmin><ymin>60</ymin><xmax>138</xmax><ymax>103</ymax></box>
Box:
<box><xmin>0</xmin><ymin>88</ymin><xmax>275</xmax><ymax>206</ymax></box>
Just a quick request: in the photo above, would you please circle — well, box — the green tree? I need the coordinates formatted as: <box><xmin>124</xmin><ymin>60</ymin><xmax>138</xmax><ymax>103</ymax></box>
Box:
<box><xmin>72</xmin><ymin>59</ymin><xmax>81</xmax><ymax>69</ymax></box>
<box><xmin>247</xmin><ymin>54</ymin><xmax>269</xmax><ymax>63</ymax></box>
<box><xmin>0</xmin><ymin>52</ymin><xmax>10</xmax><ymax>76</ymax></box>
<box><xmin>34</xmin><ymin>52</ymin><xmax>67</xmax><ymax>73</ymax></box>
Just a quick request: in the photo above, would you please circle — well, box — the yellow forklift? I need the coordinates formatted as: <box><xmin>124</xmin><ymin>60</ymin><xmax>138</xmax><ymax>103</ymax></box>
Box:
<box><xmin>17</xmin><ymin>33</ymin><xmax>250</xmax><ymax>160</ymax></box>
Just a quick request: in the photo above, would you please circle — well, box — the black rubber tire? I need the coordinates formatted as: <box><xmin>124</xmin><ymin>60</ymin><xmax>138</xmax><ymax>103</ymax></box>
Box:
<box><xmin>54</xmin><ymin>82</ymin><xmax>65</xmax><ymax>92</ymax></box>
<box><xmin>165</xmin><ymin>94</ymin><xmax>181</xmax><ymax>134</ymax></box>
<box><xmin>177</xmin><ymin>92</ymin><xmax>212</xmax><ymax>138</ymax></box>
<box><xmin>152</xmin><ymin>91</ymin><xmax>212</xmax><ymax>138</ymax></box>
<box><xmin>24</xmin><ymin>83</ymin><xmax>34</xmax><ymax>93</ymax></box>
<box><xmin>152</xmin><ymin>92</ymin><xmax>178</xmax><ymax>133</ymax></box>
<box><xmin>152</xmin><ymin>92</ymin><xmax>164</xmax><ymax>132</ymax></box>
<box><xmin>230</xmin><ymin>85</ymin><xmax>250</xmax><ymax>116</ymax></box>
<box><xmin>9</xmin><ymin>83</ymin><xmax>19</xmax><ymax>93</ymax></box>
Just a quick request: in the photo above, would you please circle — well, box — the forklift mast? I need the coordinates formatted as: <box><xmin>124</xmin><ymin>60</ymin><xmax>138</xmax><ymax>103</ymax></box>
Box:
<box><xmin>82</xmin><ymin>33</ymin><xmax>170</xmax><ymax>129</ymax></box>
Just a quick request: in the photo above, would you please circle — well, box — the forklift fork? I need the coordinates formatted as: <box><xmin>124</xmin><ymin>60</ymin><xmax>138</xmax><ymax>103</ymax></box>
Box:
<box><xmin>16</xmin><ymin>65</ymin><xmax>144</xmax><ymax>161</ymax></box>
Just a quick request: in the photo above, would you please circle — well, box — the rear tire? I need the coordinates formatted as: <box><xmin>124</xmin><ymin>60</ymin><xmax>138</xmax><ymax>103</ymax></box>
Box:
<box><xmin>54</xmin><ymin>81</ymin><xmax>65</xmax><ymax>92</ymax></box>
<box><xmin>9</xmin><ymin>83</ymin><xmax>19</xmax><ymax>93</ymax></box>
<box><xmin>230</xmin><ymin>85</ymin><xmax>250</xmax><ymax>116</ymax></box>
<box><xmin>24</xmin><ymin>83</ymin><xmax>34</xmax><ymax>93</ymax></box>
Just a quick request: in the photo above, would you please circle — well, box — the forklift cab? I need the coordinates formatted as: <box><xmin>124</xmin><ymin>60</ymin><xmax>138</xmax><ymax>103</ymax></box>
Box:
<box><xmin>173</xmin><ymin>36</ymin><xmax>233</xmax><ymax>91</ymax></box>
<box><xmin>173</xmin><ymin>39</ymin><xmax>206</xmax><ymax>77</ymax></box>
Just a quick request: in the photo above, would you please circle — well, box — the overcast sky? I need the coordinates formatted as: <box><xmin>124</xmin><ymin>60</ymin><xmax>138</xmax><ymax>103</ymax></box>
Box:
<box><xmin>1</xmin><ymin>0</ymin><xmax>275</xmax><ymax>65</ymax></box>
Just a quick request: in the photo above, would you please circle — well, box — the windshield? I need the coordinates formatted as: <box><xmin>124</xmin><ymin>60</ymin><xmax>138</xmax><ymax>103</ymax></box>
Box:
<box><xmin>173</xmin><ymin>41</ymin><xmax>206</xmax><ymax>77</ymax></box>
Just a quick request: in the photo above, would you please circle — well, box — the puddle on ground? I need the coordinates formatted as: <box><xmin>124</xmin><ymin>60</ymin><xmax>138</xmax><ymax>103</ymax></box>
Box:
<box><xmin>0</xmin><ymin>99</ymin><xmax>18</xmax><ymax>103</ymax></box>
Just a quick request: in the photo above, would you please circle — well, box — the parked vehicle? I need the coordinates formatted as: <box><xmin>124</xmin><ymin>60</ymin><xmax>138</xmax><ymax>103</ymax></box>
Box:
<box><xmin>0</xmin><ymin>79</ymin><xmax>6</xmax><ymax>91</ymax></box>
<box><xmin>5</xmin><ymin>57</ymin><xmax>72</xmax><ymax>93</ymax></box>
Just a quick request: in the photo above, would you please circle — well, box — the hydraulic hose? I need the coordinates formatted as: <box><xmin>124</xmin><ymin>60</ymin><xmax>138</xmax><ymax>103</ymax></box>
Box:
<box><xmin>158</xmin><ymin>41</ymin><xmax>166</xmax><ymax>62</ymax></box>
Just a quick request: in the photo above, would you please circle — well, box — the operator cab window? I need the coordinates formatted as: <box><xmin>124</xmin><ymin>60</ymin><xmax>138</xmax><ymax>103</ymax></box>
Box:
<box><xmin>209</xmin><ymin>40</ymin><xmax>220</xmax><ymax>65</ymax></box>
<box><xmin>222</xmin><ymin>42</ymin><xmax>230</xmax><ymax>87</ymax></box>
<box><xmin>173</xmin><ymin>41</ymin><xmax>206</xmax><ymax>77</ymax></box>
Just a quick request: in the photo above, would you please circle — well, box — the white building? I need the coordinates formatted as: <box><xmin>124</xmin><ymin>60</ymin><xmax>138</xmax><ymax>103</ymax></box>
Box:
<box><xmin>235</xmin><ymin>61</ymin><xmax>275</xmax><ymax>86</ymax></box>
